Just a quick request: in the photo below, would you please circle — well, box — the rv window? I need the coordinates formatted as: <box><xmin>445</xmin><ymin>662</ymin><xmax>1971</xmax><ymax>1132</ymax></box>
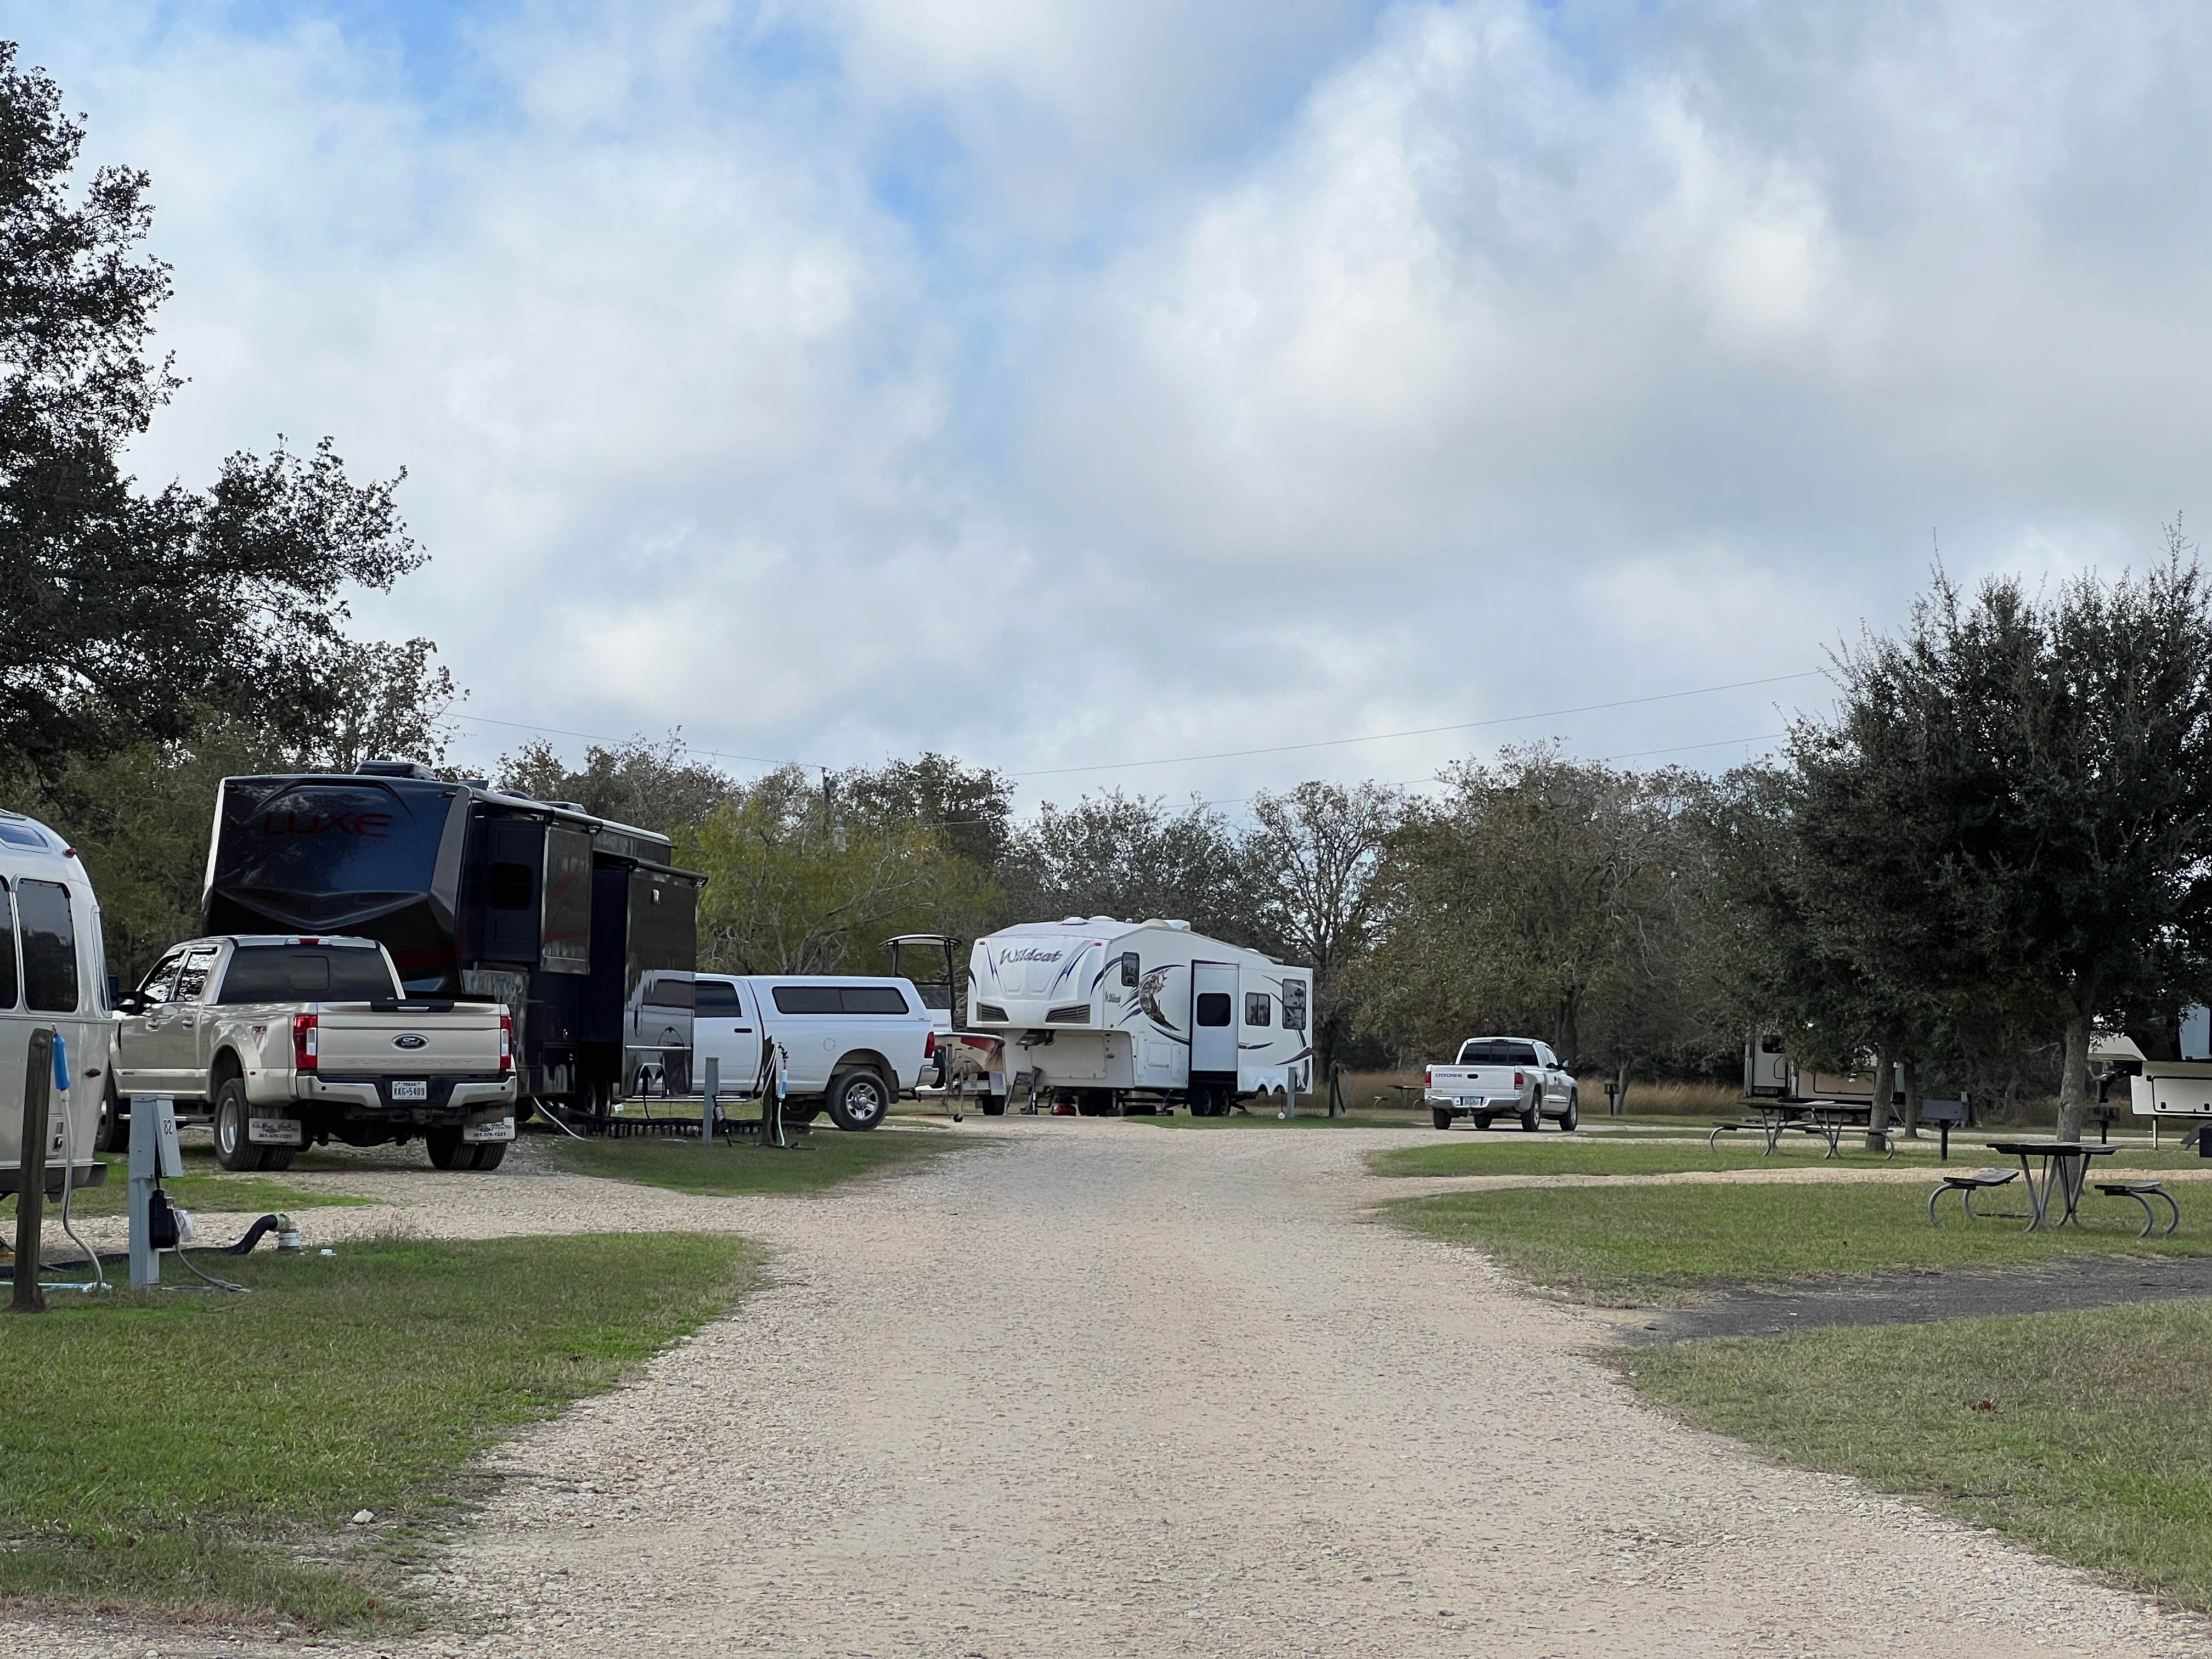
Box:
<box><xmin>772</xmin><ymin>985</ymin><xmax>843</xmax><ymax>1014</ymax></box>
<box><xmin>694</xmin><ymin>980</ymin><xmax>745</xmax><ymax>1018</ymax></box>
<box><xmin>1195</xmin><ymin>992</ymin><xmax>1232</xmax><ymax>1028</ymax></box>
<box><xmin>1120</xmin><ymin>952</ymin><xmax>1139</xmax><ymax>988</ymax></box>
<box><xmin>840</xmin><ymin>986</ymin><xmax>910</xmax><ymax>1015</ymax></box>
<box><xmin>1759</xmin><ymin>1033</ymin><xmax>1786</xmax><ymax>1055</ymax></box>
<box><xmin>1244</xmin><ymin>992</ymin><xmax>1272</xmax><ymax>1027</ymax></box>
<box><xmin>1281</xmin><ymin>980</ymin><xmax>1307</xmax><ymax>1031</ymax></box>
<box><xmin>487</xmin><ymin>861</ymin><xmax>534</xmax><ymax>910</ymax></box>
<box><xmin>218</xmin><ymin>946</ymin><xmax>399</xmax><ymax>1003</ymax></box>
<box><xmin>0</xmin><ymin>884</ymin><xmax>15</xmax><ymax>1010</ymax></box>
<box><xmin>172</xmin><ymin>947</ymin><xmax>219</xmax><ymax>1003</ymax></box>
<box><xmin>18</xmin><ymin>880</ymin><xmax>77</xmax><ymax>1013</ymax></box>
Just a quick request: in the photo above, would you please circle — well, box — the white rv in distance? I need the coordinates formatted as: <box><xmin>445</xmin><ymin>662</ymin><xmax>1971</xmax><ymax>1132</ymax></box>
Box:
<box><xmin>967</xmin><ymin>917</ymin><xmax>1313</xmax><ymax>1116</ymax></box>
<box><xmin>0</xmin><ymin>809</ymin><xmax>114</xmax><ymax>1200</ymax></box>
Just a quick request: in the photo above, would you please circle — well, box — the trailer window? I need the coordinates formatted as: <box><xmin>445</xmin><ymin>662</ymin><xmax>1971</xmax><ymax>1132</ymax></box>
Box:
<box><xmin>694</xmin><ymin>980</ymin><xmax>746</xmax><ymax>1018</ymax></box>
<box><xmin>487</xmin><ymin>861</ymin><xmax>534</xmax><ymax>910</ymax></box>
<box><xmin>217</xmin><ymin>946</ymin><xmax>399</xmax><ymax>1003</ymax></box>
<box><xmin>1120</xmin><ymin>952</ymin><xmax>1139</xmax><ymax>988</ymax></box>
<box><xmin>1282</xmin><ymin>980</ymin><xmax>1306</xmax><ymax>1031</ymax></box>
<box><xmin>1244</xmin><ymin>992</ymin><xmax>1272</xmax><ymax>1027</ymax></box>
<box><xmin>1760</xmin><ymin>1033</ymin><xmax>1786</xmax><ymax>1054</ymax></box>
<box><xmin>18</xmin><ymin>880</ymin><xmax>77</xmax><ymax>1012</ymax></box>
<box><xmin>0</xmin><ymin>884</ymin><xmax>15</xmax><ymax>1010</ymax></box>
<box><xmin>1195</xmin><ymin>992</ymin><xmax>1232</xmax><ymax>1027</ymax></box>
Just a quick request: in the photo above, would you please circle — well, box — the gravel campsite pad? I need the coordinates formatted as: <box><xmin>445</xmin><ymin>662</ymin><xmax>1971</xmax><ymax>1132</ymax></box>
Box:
<box><xmin>10</xmin><ymin>1121</ymin><xmax>2211</xmax><ymax>1658</ymax></box>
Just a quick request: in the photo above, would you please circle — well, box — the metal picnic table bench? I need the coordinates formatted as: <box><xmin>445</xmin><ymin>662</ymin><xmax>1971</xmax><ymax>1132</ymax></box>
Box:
<box><xmin>1711</xmin><ymin>1099</ymin><xmax>1895</xmax><ymax>1160</ymax></box>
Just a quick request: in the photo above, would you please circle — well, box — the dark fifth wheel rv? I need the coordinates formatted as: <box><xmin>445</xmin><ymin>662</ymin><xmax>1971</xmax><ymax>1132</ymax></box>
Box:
<box><xmin>202</xmin><ymin>761</ymin><xmax>703</xmax><ymax>1118</ymax></box>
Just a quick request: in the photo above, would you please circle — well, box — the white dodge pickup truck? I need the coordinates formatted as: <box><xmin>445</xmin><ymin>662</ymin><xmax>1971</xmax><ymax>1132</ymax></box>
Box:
<box><xmin>690</xmin><ymin>973</ymin><xmax>937</xmax><ymax>1130</ymax></box>
<box><xmin>1423</xmin><ymin>1036</ymin><xmax>1578</xmax><ymax>1132</ymax></box>
<box><xmin>112</xmin><ymin>935</ymin><xmax>518</xmax><ymax>1172</ymax></box>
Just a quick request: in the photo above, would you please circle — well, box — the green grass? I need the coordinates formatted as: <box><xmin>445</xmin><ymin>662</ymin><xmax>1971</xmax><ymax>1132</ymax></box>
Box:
<box><xmin>1368</xmin><ymin>1141</ymin><xmax>1913</xmax><ymax>1178</ymax></box>
<box><xmin>0</xmin><ymin>1233</ymin><xmax>757</xmax><ymax>1627</ymax></box>
<box><xmin>1370</xmin><ymin>1139</ymin><xmax>2210</xmax><ymax>1179</ymax></box>
<box><xmin>1383</xmin><ymin>1181</ymin><xmax>2212</xmax><ymax>1304</ymax></box>
<box><xmin>1624</xmin><ymin>1301</ymin><xmax>2212</xmax><ymax>1610</ymax></box>
<box><xmin>54</xmin><ymin>1156</ymin><xmax>376</xmax><ymax>1221</ymax></box>
<box><xmin>546</xmin><ymin>1123</ymin><xmax>972</xmax><ymax>1196</ymax></box>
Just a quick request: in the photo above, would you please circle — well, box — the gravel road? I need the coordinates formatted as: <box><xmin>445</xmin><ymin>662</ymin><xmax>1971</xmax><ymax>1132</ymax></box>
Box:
<box><xmin>10</xmin><ymin>1118</ymin><xmax>2210</xmax><ymax>1658</ymax></box>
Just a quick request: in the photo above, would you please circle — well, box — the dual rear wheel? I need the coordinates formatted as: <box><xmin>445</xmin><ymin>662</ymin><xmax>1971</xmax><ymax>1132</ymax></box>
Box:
<box><xmin>212</xmin><ymin>1079</ymin><xmax>295</xmax><ymax>1173</ymax></box>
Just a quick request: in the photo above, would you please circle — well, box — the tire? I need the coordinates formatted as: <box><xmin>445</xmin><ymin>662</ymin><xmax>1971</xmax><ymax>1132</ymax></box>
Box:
<box><xmin>1432</xmin><ymin>1107</ymin><xmax>1453</xmax><ymax>1130</ymax></box>
<box><xmin>1561</xmin><ymin>1092</ymin><xmax>1579</xmax><ymax>1132</ymax></box>
<box><xmin>469</xmin><ymin>1140</ymin><xmax>509</xmax><ymax>1171</ymax></box>
<box><xmin>425</xmin><ymin>1128</ymin><xmax>469</xmax><ymax>1170</ymax></box>
<box><xmin>979</xmin><ymin>1094</ymin><xmax>1007</xmax><ymax>1117</ymax></box>
<box><xmin>262</xmin><ymin>1146</ymin><xmax>297</xmax><ymax>1171</ymax></box>
<box><xmin>1519</xmin><ymin>1093</ymin><xmax>1543</xmax><ymax>1132</ymax></box>
<box><xmin>783</xmin><ymin>1104</ymin><xmax>823</xmax><ymax>1126</ymax></box>
<box><xmin>93</xmin><ymin>1081</ymin><xmax>125</xmax><ymax>1154</ymax></box>
<box><xmin>1473</xmin><ymin>1113</ymin><xmax>1494</xmax><ymax>1132</ymax></box>
<box><xmin>827</xmin><ymin>1069</ymin><xmax>889</xmax><ymax>1131</ymax></box>
<box><xmin>212</xmin><ymin>1079</ymin><xmax>267</xmax><ymax>1172</ymax></box>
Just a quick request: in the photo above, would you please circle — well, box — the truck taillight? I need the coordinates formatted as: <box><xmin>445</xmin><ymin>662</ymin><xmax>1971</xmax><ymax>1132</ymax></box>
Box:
<box><xmin>1424</xmin><ymin>1067</ymin><xmax>1433</xmax><ymax>1088</ymax></box>
<box><xmin>1514</xmin><ymin>1071</ymin><xmax>1524</xmax><ymax>1089</ymax></box>
<box><xmin>924</xmin><ymin>1031</ymin><xmax>936</xmax><ymax>1059</ymax></box>
<box><xmin>499</xmin><ymin>1013</ymin><xmax>514</xmax><ymax>1074</ymax></box>
<box><xmin>292</xmin><ymin>1013</ymin><xmax>319</xmax><ymax>1072</ymax></box>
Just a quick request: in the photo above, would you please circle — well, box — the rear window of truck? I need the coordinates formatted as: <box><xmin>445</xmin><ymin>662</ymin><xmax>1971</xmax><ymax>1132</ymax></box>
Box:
<box><xmin>1457</xmin><ymin>1040</ymin><xmax>1540</xmax><ymax>1065</ymax></box>
<box><xmin>217</xmin><ymin>946</ymin><xmax>398</xmax><ymax>1003</ymax></box>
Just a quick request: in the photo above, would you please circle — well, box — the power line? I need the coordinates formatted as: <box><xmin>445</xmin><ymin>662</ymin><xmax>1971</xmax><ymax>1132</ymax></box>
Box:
<box><xmin>1002</xmin><ymin>670</ymin><xmax>1822</xmax><ymax>775</ymax></box>
<box><xmin>448</xmin><ymin>669</ymin><xmax>1825</xmax><ymax>785</ymax></box>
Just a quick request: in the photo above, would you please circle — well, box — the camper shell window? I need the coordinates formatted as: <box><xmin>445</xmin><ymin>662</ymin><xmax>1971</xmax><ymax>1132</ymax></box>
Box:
<box><xmin>1458</xmin><ymin>1039</ymin><xmax>1540</xmax><ymax>1066</ymax></box>
<box><xmin>18</xmin><ymin>879</ymin><xmax>76</xmax><ymax>1013</ymax></box>
<box><xmin>771</xmin><ymin>984</ymin><xmax>911</xmax><ymax>1015</ymax></box>
<box><xmin>218</xmin><ymin>945</ymin><xmax>399</xmax><ymax>1003</ymax></box>
<box><xmin>1244</xmin><ymin>992</ymin><xmax>1272</xmax><ymax>1027</ymax></box>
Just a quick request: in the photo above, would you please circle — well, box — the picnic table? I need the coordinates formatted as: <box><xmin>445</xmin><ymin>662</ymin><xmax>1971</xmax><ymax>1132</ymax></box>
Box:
<box><xmin>1709</xmin><ymin>1099</ymin><xmax>1894</xmax><ymax>1160</ymax></box>
<box><xmin>1988</xmin><ymin>1139</ymin><xmax>2120</xmax><ymax>1232</ymax></box>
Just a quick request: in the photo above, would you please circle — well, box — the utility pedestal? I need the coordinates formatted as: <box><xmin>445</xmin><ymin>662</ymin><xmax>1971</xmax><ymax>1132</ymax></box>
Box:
<box><xmin>128</xmin><ymin>1094</ymin><xmax>182</xmax><ymax>1291</ymax></box>
<box><xmin>701</xmin><ymin>1058</ymin><xmax>719</xmax><ymax>1147</ymax></box>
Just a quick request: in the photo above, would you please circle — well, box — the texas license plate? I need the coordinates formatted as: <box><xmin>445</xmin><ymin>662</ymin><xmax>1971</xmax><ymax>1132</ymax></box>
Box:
<box><xmin>391</xmin><ymin>1080</ymin><xmax>428</xmax><ymax>1102</ymax></box>
<box><xmin>1457</xmin><ymin>1097</ymin><xmax>1481</xmax><ymax>1108</ymax></box>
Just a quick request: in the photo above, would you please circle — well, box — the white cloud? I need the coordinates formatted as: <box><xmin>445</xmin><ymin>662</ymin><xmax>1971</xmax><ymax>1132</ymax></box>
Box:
<box><xmin>24</xmin><ymin>0</ymin><xmax>2212</xmax><ymax>814</ymax></box>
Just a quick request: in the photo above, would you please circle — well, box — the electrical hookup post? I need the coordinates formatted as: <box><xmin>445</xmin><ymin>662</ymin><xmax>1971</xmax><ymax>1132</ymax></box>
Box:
<box><xmin>128</xmin><ymin>1094</ymin><xmax>183</xmax><ymax>1291</ymax></box>
<box><xmin>9</xmin><ymin>1026</ymin><xmax>55</xmax><ymax>1313</ymax></box>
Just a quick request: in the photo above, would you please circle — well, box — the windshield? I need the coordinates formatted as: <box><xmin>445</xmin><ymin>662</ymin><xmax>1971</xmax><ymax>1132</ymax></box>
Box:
<box><xmin>218</xmin><ymin>945</ymin><xmax>399</xmax><ymax>1003</ymax></box>
<box><xmin>1458</xmin><ymin>1040</ymin><xmax>1540</xmax><ymax>1066</ymax></box>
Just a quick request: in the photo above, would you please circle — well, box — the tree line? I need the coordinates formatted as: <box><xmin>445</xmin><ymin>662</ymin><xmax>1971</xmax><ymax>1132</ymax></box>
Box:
<box><xmin>13</xmin><ymin>42</ymin><xmax>2212</xmax><ymax>1128</ymax></box>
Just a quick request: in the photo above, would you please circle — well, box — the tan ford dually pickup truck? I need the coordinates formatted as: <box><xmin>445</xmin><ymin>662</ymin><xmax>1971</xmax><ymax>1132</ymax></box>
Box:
<box><xmin>112</xmin><ymin>935</ymin><xmax>518</xmax><ymax>1172</ymax></box>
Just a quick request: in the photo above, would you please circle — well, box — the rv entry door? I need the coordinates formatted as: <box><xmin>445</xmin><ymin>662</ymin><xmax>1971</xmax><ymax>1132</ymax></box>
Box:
<box><xmin>1189</xmin><ymin>962</ymin><xmax>1239</xmax><ymax>1079</ymax></box>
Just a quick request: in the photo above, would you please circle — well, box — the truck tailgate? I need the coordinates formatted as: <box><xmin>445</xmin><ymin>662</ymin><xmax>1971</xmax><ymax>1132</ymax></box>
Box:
<box><xmin>1427</xmin><ymin>1066</ymin><xmax>1522</xmax><ymax>1097</ymax></box>
<box><xmin>315</xmin><ymin>1004</ymin><xmax>504</xmax><ymax>1074</ymax></box>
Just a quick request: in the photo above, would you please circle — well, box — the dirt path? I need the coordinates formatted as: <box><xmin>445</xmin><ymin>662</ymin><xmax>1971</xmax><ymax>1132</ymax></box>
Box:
<box><xmin>12</xmin><ymin>1120</ymin><xmax>2211</xmax><ymax>1657</ymax></box>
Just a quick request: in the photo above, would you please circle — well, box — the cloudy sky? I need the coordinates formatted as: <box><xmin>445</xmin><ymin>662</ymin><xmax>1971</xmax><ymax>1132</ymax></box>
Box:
<box><xmin>27</xmin><ymin>2</ymin><xmax>2212</xmax><ymax>815</ymax></box>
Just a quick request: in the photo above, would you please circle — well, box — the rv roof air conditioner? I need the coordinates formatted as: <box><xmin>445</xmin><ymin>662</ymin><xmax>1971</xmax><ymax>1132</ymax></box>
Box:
<box><xmin>357</xmin><ymin>759</ymin><xmax>439</xmax><ymax>780</ymax></box>
<box><xmin>1139</xmin><ymin>918</ymin><xmax>1193</xmax><ymax>931</ymax></box>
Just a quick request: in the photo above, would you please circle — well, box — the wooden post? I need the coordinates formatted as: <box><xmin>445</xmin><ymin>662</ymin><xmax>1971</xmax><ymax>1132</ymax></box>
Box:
<box><xmin>12</xmin><ymin>1028</ymin><xmax>54</xmax><ymax>1314</ymax></box>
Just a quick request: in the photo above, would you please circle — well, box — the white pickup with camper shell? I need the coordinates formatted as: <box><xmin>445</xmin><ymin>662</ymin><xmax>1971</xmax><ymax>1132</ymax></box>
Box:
<box><xmin>690</xmin><ymin>973</ymin><xmax>937</xmax><ymax>1130</ymax></box>
<box><xmin>111</xmin><ymin>934</ymin><xmax>517</xmax><ymax>1172</ymax></box>
<box><xmin>1423</xmin><ymin>1037</ymin><xmax>1579</xmax><ymax>1131</ymax></box>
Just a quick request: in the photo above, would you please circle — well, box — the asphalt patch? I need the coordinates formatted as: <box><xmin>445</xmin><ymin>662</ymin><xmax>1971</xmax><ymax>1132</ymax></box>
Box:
<box><xmin>1622</xmin><ymin>1252</ymin><xmax>2212</xmax><ymax>1344</ymax></box>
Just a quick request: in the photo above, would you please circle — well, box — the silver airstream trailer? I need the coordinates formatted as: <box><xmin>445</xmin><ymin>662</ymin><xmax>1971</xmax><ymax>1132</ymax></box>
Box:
<box><xmin>0</xmin><ymin>809</ymin><xmax>112</xmax><ymax>1200</ymax></box>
